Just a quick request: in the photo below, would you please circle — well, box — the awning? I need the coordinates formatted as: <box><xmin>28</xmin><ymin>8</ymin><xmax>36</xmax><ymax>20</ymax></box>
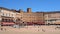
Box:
<box><xmin>2</xmin><ymin>22</ymin><xmax>15</xmax><ymax>25</ymax></box>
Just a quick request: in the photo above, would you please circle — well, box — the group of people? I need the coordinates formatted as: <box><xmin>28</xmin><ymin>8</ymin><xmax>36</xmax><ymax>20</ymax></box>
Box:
<box><xmin>0</xmin><ymin>27</ymin><xmax>6</xmax><ymax>31</ymax></box>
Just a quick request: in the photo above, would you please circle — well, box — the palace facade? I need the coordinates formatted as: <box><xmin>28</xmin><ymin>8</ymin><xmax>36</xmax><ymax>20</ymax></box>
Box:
<box><xmin>0</xmin><ymin>7</ymin><xmax>60</xmax><ymax>25</ymax></box>
<box><xmin>44</xmin><ymin>12</ymin><xmax>60</xmax><ymax>25</ymax></box>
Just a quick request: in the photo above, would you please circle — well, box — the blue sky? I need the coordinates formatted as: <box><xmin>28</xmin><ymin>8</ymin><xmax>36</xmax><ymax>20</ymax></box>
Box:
<box><xmin>0</xmin><ymin>0</ymin><xmax>60</xmax><ymax>12</ymax></box>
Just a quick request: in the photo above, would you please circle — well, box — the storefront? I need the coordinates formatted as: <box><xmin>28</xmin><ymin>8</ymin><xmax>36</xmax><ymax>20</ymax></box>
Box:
<box><xmin>1</xmin><ymin>16</ymin><xmax>15</xmax><ymax>26</ymax></box>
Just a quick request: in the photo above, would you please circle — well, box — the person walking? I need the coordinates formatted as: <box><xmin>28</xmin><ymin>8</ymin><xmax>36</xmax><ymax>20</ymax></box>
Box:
<box><xmin>1</xmin><ymin>28</ymin><xmax>3</xmax><ymax>31</ymax></box>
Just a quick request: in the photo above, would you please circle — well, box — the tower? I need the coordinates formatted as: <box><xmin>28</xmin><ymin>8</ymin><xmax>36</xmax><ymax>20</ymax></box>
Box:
<box><xmin>27</xmin><ymin>8</ymin><xmax>32</xmax><ymax>13</ymax></box>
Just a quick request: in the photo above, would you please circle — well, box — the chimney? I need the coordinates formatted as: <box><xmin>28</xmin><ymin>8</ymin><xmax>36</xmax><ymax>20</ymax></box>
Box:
<box><xmin>27</xmin><ymin>8</ymin><xmax>32</xmax><ymax>13</ymax></box>
<box><xmin>11</xmin><ymin>9</ymin><xmax>16</xmax><ymax>12</ymax></box>
<box><xmin>19</xmin><ymin>9</ymin><xmax>23</xmax><ymax>13</ymax></box>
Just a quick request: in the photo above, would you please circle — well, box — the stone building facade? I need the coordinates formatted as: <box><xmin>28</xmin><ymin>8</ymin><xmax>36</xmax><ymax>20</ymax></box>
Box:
<box><xmin>0</xmin><ymin>7</ymin><xmax>60</xmax><ymax>25</ymax></box>
<box><xmin>18</xmin><ymin>8</ymin><xmax>44</xmax><ymax>25</ymax></box>
<box><xmin>44</xmin><ymin>12</ymin><xmax>60</xmax><ymax>24</ymax></box>
<box><xmin>0</xmin><ymin>7</ymin><xmax>16</xmax><ymax>25</ymax></box>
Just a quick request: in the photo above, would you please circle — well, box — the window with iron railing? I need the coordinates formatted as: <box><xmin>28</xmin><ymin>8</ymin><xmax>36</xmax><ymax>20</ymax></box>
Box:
<box><xmin>2</xmin><ymin>13</ymin><xmax>4</xmax><ymax>16</ymax></box>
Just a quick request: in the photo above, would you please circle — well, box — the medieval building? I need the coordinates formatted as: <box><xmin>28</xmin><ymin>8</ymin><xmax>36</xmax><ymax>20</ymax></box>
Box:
<box><xmin>0</xmin><ymin>7</ymin><xmax>60</xmax><ymax>25</ymax></box>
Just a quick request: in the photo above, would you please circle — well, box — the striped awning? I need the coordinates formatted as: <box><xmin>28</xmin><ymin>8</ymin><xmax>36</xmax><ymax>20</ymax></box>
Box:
<box><xmin>2</xmin><ymin>22</ymin><xmax>15</xmax><ymax>25</ymax></box>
